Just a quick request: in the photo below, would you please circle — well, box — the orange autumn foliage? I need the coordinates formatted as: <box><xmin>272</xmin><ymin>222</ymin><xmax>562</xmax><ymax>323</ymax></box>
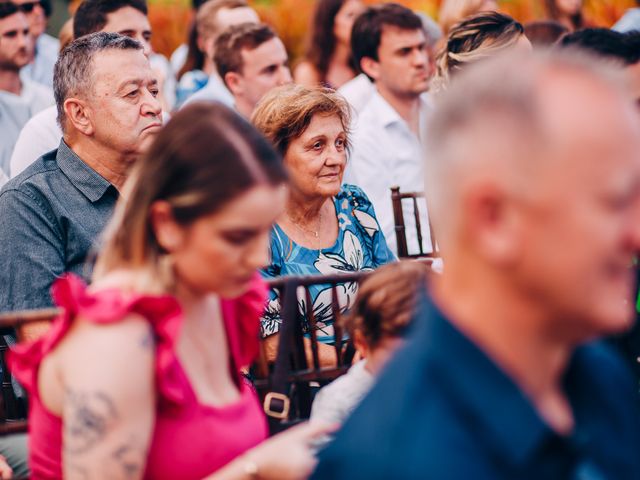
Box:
<box><xmin>138</xmin><ymin>0</ymin><xmax>637</xmax><ymax>58</ymax></box>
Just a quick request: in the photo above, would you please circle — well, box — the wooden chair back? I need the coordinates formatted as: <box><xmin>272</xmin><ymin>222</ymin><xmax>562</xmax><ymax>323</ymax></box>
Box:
<box><xmin>391</xmin><ymin>186</ymin><xmax>439</xmax><ymax>259</ymax></box>
<box><xmin>0</xmin><ymin>308</ymin><xmax>58</xmax><ymax>435</ymax></box>
<box><xmin>254</xmin><ymin>271</ymin><xmax>370</xmax><ymax>434</ymax></box>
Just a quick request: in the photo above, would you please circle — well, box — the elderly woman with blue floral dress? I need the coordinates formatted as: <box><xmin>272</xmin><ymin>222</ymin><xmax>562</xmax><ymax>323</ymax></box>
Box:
<box><xmin>252</xmin><ymin>84</ymin><xmax>394</xmax><ymax>363</ymax></box>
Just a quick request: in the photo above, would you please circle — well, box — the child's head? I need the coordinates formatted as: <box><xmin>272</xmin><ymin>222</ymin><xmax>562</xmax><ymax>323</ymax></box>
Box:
<box><xmin>345</xmin><ymin>261</ymin><xmax>428</xmax><ymax>366</ymax></box>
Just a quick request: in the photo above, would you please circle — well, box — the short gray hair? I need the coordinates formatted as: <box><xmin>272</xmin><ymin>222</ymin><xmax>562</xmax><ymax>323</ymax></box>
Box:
<box><xmin>54</xmin><ymin>32</ymin><xmax>143</xmax><ymax>131</ymax></box>
<box><xmin>424</xmin><ymin>48</ymin><xmax>629</xmax><ymax>242</ymax></box>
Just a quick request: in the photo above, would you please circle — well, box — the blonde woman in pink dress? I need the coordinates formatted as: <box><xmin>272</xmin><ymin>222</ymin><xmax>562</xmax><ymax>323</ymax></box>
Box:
<box><xmin>9</xmin><ymin>102</ymin><xmax>331</xmax><ymax>479</ymax></box>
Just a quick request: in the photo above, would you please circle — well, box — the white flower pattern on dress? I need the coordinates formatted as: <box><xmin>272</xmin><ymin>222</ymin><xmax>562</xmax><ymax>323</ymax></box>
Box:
<box><xmin>260</xmin><ymin>185</ymin><xmax>395</xmax><ymax>340</ymax></box>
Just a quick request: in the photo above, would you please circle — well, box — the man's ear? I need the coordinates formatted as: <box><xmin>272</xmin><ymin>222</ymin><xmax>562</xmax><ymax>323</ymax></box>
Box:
<box><xmin>224</xmin><ymin>71</ymin><xmax>243</xmax><ymax>96</ymax></box>
<box><xmin>462</xmin><ymin>183</ymin><xmax>522</xmax><ymax>266</ymax></box>
<box><xmin>64</xmin><ymin>97</ymin><xmax>94</xmax><ymax>136</ymax></box>
<box><xmin>360</xmin><ymin>56</ymin><xmax>380</xmax><ymax>81</ymax></box>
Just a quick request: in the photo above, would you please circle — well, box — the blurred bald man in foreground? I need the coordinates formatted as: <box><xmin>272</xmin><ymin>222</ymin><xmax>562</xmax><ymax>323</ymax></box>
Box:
<box><xmin>313</xmin><ymin>50</ymin><xmax>640</xmax><ymax>479</ymax></box>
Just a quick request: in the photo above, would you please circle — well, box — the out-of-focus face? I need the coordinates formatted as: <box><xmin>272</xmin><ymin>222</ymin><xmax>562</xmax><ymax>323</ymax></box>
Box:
<box><xmin>215</xmin><ymin>6</ymin><xmax>259</xmax><ymax>34</ymax></box>
<box><xmin>164</xmin><ymin>185</ymin><xmax>286</xmax><ymax>298</ymax></box>
<box><xmin>0</xmin><ymin>11</ymin><xmax>32</xmax><ymax>70</ymax></box>
<box><xmin>555</xmin><ymin>0</ymin><xmax>582</xmax><ymax>16</ymax></box>
<box><xmin>333</xmin><ymin>0</ymin><xmax>365</xmax><ymax>46</ymax></box>
<box><xmin>514</xmin><ymin>74</ymin><xmax>640</xmax><ymax>339</ymax></box>
<box><xmin>102</xmin><ymin>6</ymin><xmax>153</xmax><ymax>57</ymax></box>
<box><xmin>235</xmin><ymin>37</ymin><xmax>291</xmax><ymax>115</ymax></box>
<box><xmin>12</xmin><ymin>0</ymin><xmax>46</xmax><ymax>38</ymax></box>
<box><xmin>365</xmin><ymin>25</ymin><xmax>430</xmax><ymax>98</ymax></box>
<box><xmin>84</xmin><ymin>49</ymin><xmax>162</xmax><ymax>160</ymax></box>
<box><xmin>284</xmin><ymin>113</ymin><xmax>347</xmax><ymax>200</ymax></box>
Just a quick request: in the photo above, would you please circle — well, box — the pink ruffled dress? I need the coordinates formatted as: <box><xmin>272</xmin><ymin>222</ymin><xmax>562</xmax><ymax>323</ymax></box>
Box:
<box><xmin>8</xmin><ymin>273</ymin><xmax>269</xmax><ymax>479</ymax></box>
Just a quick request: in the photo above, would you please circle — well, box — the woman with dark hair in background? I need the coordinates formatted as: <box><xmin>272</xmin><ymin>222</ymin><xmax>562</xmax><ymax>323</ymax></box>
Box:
<box><xmin>545</xmin><ymin>0</ymin><xmax>586</xmax><ymax>31</ymax></box>
<box><xmin>294</xmin><ymin>0</ymin><xmax>365</xmax><ymax>89</ymax></box>
<box><xmin>9</xmin><ymin>103</ymin><xmax>329</xmax><ymax>479</ymax></box>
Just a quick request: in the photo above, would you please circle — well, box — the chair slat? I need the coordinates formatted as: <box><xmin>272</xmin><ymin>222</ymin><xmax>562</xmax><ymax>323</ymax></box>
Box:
<box><xmin>389</xmin><ymin>187</ymin><xmax>439</xmax><ymax>260</ymax></box>
<box><xmin>257</xmin><ymin>271</ymin><xmax>370</xmax><ymax>434</ymax></box>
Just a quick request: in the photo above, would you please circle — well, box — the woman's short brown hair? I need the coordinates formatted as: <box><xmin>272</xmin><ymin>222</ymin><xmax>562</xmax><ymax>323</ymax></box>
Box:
<box><xmin>344</xmin><ymin>261</ymin><xmax>429</xmax><ymax>349</ymax></box>
<box><xmin>251</xmin><ymin>84</ymin><xmax>352</xmax><ymax>157</ymax></box>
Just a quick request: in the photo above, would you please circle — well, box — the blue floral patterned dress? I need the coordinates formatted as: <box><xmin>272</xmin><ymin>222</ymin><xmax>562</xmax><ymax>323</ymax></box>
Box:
<box><xmin>261</xmin><ymin>184</ymin><xmax>395</xmax><ymax>343</ymax></box>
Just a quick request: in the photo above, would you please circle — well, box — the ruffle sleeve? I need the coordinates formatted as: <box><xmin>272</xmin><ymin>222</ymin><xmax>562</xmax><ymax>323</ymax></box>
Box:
<box><xmin>7</xmin><ymin>273</ymin><xmax>191</xmax><ymax>408</ymax></box>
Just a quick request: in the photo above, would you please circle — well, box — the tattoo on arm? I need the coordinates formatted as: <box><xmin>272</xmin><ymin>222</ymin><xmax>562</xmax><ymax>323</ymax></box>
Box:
<box><xmin>64</xmin><ymin>389</ymin><xmax>118</xmax><ymax>455</ymax></box>
<box><xmin>139</xmin><ymin>328</ymin><xmax>155</xmax><ymax>350</ymax></box>
<box><xmin>112</xmin><ymin>438</ymin><xmax>145</xmax><ymax>479</ymax></box>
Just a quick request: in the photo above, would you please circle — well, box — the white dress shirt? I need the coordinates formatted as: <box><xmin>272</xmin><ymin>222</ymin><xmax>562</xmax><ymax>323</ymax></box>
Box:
<box><xmin>346</xmin><ymin>90</ymin><xmax>433</xmax><ymax>256</ymax></box>
<box><xmin>10</xmin><ymin>104</ymin><xmax>60</xmax><ymax>178</ymax></box>
<box><xmin>338</xmin><ymin>73</ymin><xmax>375</xmax><ymax>114</ymax></box>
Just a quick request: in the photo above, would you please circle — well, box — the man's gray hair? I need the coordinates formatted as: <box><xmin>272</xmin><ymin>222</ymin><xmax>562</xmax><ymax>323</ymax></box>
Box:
<box><xmin>54</xmin><ymin>32</ymin><xmax>143</xmax><ymax>131</ymax></box>
<box><xmin>424</xmin><ymin>48</ymin><xmax>628</xmax><ymax>241</ymax></box>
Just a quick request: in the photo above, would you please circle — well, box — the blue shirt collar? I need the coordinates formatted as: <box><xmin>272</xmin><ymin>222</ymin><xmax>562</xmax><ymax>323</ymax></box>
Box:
<box><xmin>56</xmin><ymin>140</ymin><xmax>115</xmax><ymax>203</ymax></box>
<box><xmin>414</xmin><ymin>295</ymin><xmax>560</xmax><ymax>467</ymax></box>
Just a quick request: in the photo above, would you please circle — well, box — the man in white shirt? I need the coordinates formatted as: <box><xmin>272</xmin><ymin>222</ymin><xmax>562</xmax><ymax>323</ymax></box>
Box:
<box><xmin>338</xmin><ymin>11</ymin><xmax>442</xmax><ymax>115</ymax></box>
<box><xmin>213</xmin><ymin>22</ymin><xmax>291</xmax><ymax>118</ymax></box>
<box><xmin>13</xmin><ymin>0</ymin><xmax>58</xmax><ymax>88</ymax></box>
<box><xmin>346</xmin><ymin>3</ymin><xmax>433</xmax><ymax>256</ymax></box>
<box><xmin>0</xmin><ymin>2</ymin><xmax>53</xmax><ymax>185</ymax></box>
<box><xmin>10</xmin><ymin>0</ymin><xmax>159</xmax><ymax>178</ymax></box>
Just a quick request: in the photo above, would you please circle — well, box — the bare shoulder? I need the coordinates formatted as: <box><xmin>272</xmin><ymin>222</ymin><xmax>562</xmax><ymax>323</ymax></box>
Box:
<box><xmin>40</xmin><ymin>311</ymin><xmax>155</xmax><ymax>416</ymax></box>
<box><xmin>294</xmin><ymin>61</ymin><xmax>321</xmax><ymax>86</ymax></box>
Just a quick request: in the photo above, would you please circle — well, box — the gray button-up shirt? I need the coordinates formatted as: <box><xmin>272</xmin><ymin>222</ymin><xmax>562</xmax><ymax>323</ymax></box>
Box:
<box><xmin>0</xmin><ymin>140</ymin><xmax>118</xmax><ymax>312</ymax></box>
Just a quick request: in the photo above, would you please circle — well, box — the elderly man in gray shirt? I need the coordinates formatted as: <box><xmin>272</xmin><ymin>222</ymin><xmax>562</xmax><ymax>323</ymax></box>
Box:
<box><xmin>0</xmin><ymin>32</ymin><xmax>162</xmax><ymax>312</ymax></box>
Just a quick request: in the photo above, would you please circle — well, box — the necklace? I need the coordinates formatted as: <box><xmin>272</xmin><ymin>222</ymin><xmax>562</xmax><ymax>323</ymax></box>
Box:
<box><xmin>285</xmin><ymin>206</ymin><xmax>323</xmax><ymax>239</ymax></box>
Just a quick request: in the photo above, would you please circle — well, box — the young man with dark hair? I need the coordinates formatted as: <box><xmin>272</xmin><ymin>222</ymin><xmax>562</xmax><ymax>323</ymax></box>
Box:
<box><xmin>11</xmin><ymin>0</ymin><xmax>59</xmax><ymax>88</ymax></box>
<box><xmin>0</xmin><ymin>2</ymin><xmax>52</xmax><ymax>186</ymax></box>
<box><xmin>73</xmin><ymin>0</ymin><xmax>150</xmax><ymax>52</ymax></box>
<box><xmin>10</xmin><ymin>0</ymin><xmax>161</xmax><ymax>178</ymax></box>
<box><xmin>558</xmin><ymin>28</ymin><xmax>640</xmax><ymax>104</ymax></box>
<box><xmin>345</xmin><ymin>3</ymin><xmax>433</xmax><ymax>257</ymax></box>
<box><xmin>213</xmin><ymin>22</ymin><xmax>291</xmax><ymax>118</ymax></box>
<box><xmin>179</xmin><ymin>0</ymin><xmax>260</xmax><ymax>108</ymax></box>
<box><xmin>559</xmin><ymin>28</ymin><xmax>640</xmax><ymax>64</ymax></box>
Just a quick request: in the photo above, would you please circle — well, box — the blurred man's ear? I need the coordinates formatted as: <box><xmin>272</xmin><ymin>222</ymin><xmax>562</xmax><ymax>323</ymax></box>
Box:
<box><xmin>360</xmin><ymin>57</ymin><xmax>380</xmax><ymax>81</ymax></box>
<box><xmin>463</xmin><ymin>184</ymin><xmax>522</xmax><ymax>266</ymax></box>
<box><xmin>225</xmin><ymin>71</ymin><xmax>243</xmax><ymax>96</ymax></box>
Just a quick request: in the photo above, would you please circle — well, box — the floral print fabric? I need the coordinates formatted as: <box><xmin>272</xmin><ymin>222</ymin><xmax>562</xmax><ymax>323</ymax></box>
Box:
<box><xmin>261</xmin><ymin>184</ymin><xmax>395</xmax><ymax>343</ymax></box>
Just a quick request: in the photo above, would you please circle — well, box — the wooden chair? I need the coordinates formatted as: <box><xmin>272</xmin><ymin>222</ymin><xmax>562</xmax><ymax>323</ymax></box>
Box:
<box><xmin>254</xmin><ymin>271</ymin><xmax>370</xmax><ymax>434</ymax></box>
<box><xmin>391</xmin><ymin>186</ymin><xmax>439</xmax><ymax>259</ymax></box>
<box><xmin>0</xmin><ymin>308</ymin><xmax>58</xmax><ymax>436</ymax></box>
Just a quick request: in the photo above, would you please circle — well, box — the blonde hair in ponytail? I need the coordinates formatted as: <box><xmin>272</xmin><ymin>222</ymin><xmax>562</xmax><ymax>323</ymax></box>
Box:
<box><xmin>431</xmin><ymin>11</ymin><xmax>525</xmax><ymax>93</ymax></box>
